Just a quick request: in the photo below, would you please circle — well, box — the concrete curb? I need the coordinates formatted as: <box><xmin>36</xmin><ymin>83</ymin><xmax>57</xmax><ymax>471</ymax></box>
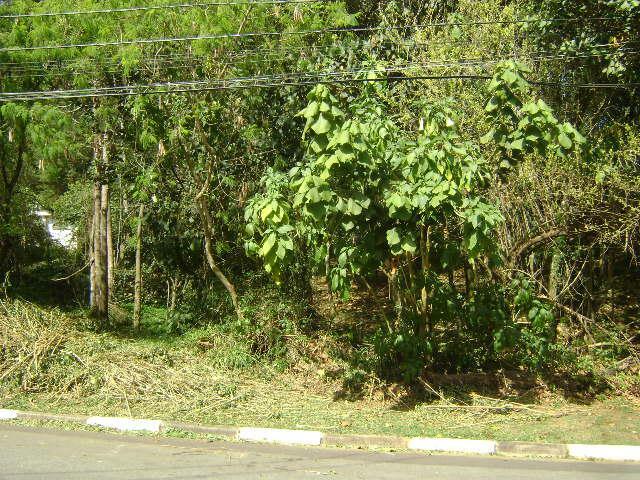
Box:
<box><xmin>408</xmin><ymin>437</ymin><xmax>496</xmax><ymax>455</ymax></box>
<box><xmin>87</xmin><ymin>416</ymin><xmax>162</xmax><ymax>433</ymax></box>
<box><xmin>323</xmin><ymin>433</ymin><xmax>407</xmax><ymax>450</ymax></box>
<box><xmin>0</xmin><ymin>409</ymin><xmax>18</xmax><ymax>420</ymax></box>
<box><xmin>3</xmin><ymin>409</ymin><xmax>640</xmax><ymax>462</ymax></box>
<box><xmin>164</xmin><ymin>421</ymin><xmax>237</xmax><ymax>440</ymax></box>
<box><xmin>497</xmin><ymin>441</ymin><xmax>568</xmax><ymax>458</ymax></box>
<box><xmin>567</xmin><ymin>444</ymin><xmax>640</xmax><ymax>462</ymax></box>
<box><xmin>238</xmin><ymin>427</ymin><xmax>323</xmax><ymax>446</ymax></box>
<box><xmin>17</xmin><ymin>411</ymin><xmax>90</xmax><ymax>423</ymax></box>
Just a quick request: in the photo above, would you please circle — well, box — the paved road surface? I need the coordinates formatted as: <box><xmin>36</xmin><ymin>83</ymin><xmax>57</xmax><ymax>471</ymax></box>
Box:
<box><xmin>1</xmin><ymin>424</ymin><xmax>638</xmax><ymax>479</ymax></box>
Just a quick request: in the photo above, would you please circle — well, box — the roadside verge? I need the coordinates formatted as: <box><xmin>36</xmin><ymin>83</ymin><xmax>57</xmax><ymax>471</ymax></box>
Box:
<box><xmin>1</xmin><ymin>408</ymin><xmax>639</xmax><ymax>462</ymax></box>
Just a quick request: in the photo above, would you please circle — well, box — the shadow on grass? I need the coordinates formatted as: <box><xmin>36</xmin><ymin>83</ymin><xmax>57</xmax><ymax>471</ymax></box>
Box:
<box><xmin>331</xmin><ymin>367</ymin><xmax>610</xmax><ymax>411</ymax></box>
<box><xmin>8</xmin><ymin>277</ymin><xmax>86</xmax><ymax>312</ymax></box>
<box><xmin>312</xmin><ymin>275</ymin><xmax>613</xmax><ymax>409</ymax></box>
<box><xmin>7</xmin><ymin>270</ymin><xmax>617</xmax><ymax>411</ymax></box>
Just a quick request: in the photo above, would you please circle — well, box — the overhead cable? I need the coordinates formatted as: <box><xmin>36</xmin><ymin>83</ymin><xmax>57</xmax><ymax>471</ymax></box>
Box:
<box><xmin>0</xmin><ymin>0</ymin><xmax>328</xmax><ymax>19</ymax></box>
<box><xmin>2</xmin><ymin>64</ymin><xmax>638</xmax><ymax>102</ymax></box>
<box><xmin>4</xmin><ymin>48</ymin><xmax>639</xmax><ymax>80</ymax></box>
<box><xmin>0</xmin><ymin>41</ymin><xmax>640</xmax><ymax>77</ymax></box>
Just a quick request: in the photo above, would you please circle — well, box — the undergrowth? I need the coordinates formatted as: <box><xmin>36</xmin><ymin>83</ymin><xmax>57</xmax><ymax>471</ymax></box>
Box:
<box><xmin>1</xmin><ymin>297</ymin><xmax>639</xmax><ymax>444</ymax></box>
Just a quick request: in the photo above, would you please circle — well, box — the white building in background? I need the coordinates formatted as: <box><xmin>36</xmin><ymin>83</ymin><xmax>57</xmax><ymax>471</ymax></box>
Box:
<box><xmin>35</xmin><ymin>210</ymin><xmax>75</xmax><ymax>249</ymax></box>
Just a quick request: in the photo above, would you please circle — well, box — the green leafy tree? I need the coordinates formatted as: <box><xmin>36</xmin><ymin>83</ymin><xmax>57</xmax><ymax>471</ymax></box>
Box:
<box><xmin>0</xmin><ymin>103</ymin><xmax>30</xmax><ymax>275</ymax></box>
<box><xmin>246</xmin><ymin>78</ymin><xmax>503</xmax><ymax>371</ymax></box>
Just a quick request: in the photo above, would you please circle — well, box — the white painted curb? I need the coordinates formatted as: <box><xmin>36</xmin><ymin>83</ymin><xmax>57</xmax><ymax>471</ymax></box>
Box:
<box><xmin>0</xmin><ymin>409</ymin><xmax>18</xmax><ymax>420</ymax></box>
<box><xmin>408</xmin><ymin>437</ymin><xmax>497</xmax><ymax>455</ymax></box>
<box><xmin>568</xmin><ymin>444</ymin><xmax>640</xmax><ymax>462</ymax></box>
<box><xmin>238</xmin><ymin>427</ymin><xmax>323</xmax><ymax>446</ymax></box>
<box><xmin>86</xmin><ymin>416</ymin><xmax>163</xmax><ymax>433</ymax></box>
<box><xmin>4</xmin><ymin>407</ymin><xmax>640</xmax><ymax>462</ymax></box>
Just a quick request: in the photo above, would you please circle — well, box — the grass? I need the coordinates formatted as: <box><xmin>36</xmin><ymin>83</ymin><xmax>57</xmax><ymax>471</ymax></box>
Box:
<box><xmin>1</xmin><ymin>298</ymin><xmax>639</xmax><ymax>445</ymax></box>
<box><xmin>6</xmin><ymin>417</ymin><xmax>228</xmax><ymax>443</ymax></box>
<box><xmin>5</xmin><ymin>384</ymin><xmax>640</xmax><ymax>444</ymax></box>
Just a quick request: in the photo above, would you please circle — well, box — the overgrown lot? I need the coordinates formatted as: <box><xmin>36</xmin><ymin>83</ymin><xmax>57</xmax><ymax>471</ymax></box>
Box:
<box><xmin>1</xmin><ymin>0</ymin><xmax>640</xmax><ymax>446</ymax></box>
<box><xmin>2</xmin><ymin>297</ymin><xmax>638</xmax><ymax>444</ymax></box>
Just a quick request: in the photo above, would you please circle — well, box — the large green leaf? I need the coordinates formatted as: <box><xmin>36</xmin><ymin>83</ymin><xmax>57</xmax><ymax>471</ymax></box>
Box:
<box><xmin>558</xmin><ymin>133</ymin><xmax>572</xmax><ymax>149</ymax></box>
<box><xmin>485</xmin><ymin>97</ymin><xmax>500</xmax><ymax>113</ymax></box>
<box><xmin>260</xmin><ymin>233</ymin><xmax>277</xmax><ymax>257</ymax></box>
<box><xmin>299</xmin><ymin>101</ymin><xmax>319</xmax><ymax>120</ymax></box>
<box><xmin>401</xmin><ymin>235</ymin><xmax>417</xmax><ymax>253</ymax></box>
<box><xmin>501</xmin><ymin>69</ymin><xmax>519</xmax><ymax>85</ymax></box>
<box><xmin>346</xmin><ymin>198</ymin><xmax>362</xmax><ymax>216</ymax></box>
<box><xmin>480</xmin><ymin>129</ymin><xmax>495</xmax><ymax>144</ymax></box>
<box><xmin>311</xmin><ymin>114</ymin><xmax>332</xmax><ymax>135</ymax></box>
<box><xmin>467</xmin><ymin>232</ymin><xmax>478</xmax><ymax>251</ymax></box>
<box><xmin>509</xmin><ymin>138</ymin><xmax>525</xmax><ymax>151</ymax></box>
<box><xmin>386</xmin><ymin>228</ymin><xmax>401</xmax><ymax>246</ymax></box>
<box><xmin>331</xmin><ymin>129</ymin><xmax>350</xmax><ymax>146</ymax></box>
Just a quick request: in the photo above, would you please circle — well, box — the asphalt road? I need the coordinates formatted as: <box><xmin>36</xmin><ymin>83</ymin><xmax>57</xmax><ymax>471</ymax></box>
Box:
<box><xmin>1</xmin><ymin>424</ymin><xmax>638</xmax><ymax>479</ymax></box>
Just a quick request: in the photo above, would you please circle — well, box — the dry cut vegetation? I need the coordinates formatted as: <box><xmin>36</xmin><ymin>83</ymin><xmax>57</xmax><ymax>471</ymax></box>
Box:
<box><xmin>2</xmin><ymin>299</ymin><xmax>639</xmax><ymax>444</ymax></box>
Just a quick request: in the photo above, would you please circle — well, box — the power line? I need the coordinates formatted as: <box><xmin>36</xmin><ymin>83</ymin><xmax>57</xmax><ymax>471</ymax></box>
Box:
<box><xmin>0</xmin><ymin>16</ymin><xmax>628</xmax><ymax>53</ymax></box>
<box><xmin>3</xmin><ymin>38</ymin><xmax>634</xmax><ymax>72</ymax></box>
<box><xmin>0</xmin><ymin>39</ymin><xmax>430</xmax><ymax>70</ymax></box>
<box><xmin>0</xmin><ymin>75</ymin><xmax>490</xmax><ymax>101</ymax></box>
<box><xmin>0</xmin><ymin>0</ymin><xmax>625</xmax><ymax>25</ymax></box>
<box><xmin>1</xmin><ymin>39</ymin><xmax>400</xmax><ymax>66</ymax></box>
<box><xmin>4</xmin><ymin>48</ymin><xmax>638</xmax><ymax>81</ymax></box>
<box><xmin>3</xmin><ymin>75</ymin><xmax>638</xmax><ymax>102</ymax></box>
<box><xmin>2</xmin><ymin>42</ymin><xmax>636</xmax><ymax>85</ymax></box>
<box><xmin>1</xmin><ymin>46</ymin><xmax>323</xmax><ymax>69</ymax></box>
<box><xmin>531</xmin><ymin>80</ymin><xmax>640</xmax><ymax>88</ymax></box>
<box><xmin>0</xmin><ymin>27</ymin><xmax>361</xmax><ymax>53</ymax></box>
<box><xmin>3</xmin><ymin>41</ymin><xmax>639</xmax><ymax>87</ymax></box>
<box><xmin>2</xmin><ymin>26</ymin><xmax>629</xmax><ymax>68</ymax></box>
<box><xmin>2</xmin><ymin>63</ymin><xmax>638</xmax><ymax>102</ymax></box>
<box><xmin>1</xmin><ymin>64</ymin><xmax>461</xmax><ymax>97</ymax></box>
<box><xmin>0</xmin><ymin>0</ymin><xmax>327</xmax><ymax>19</ymax></box>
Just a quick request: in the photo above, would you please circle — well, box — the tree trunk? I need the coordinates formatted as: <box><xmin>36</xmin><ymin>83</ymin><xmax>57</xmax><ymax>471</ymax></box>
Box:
<box><xmin>548</xmin><ymin>249</ymin><xmax>561</xmax><ymax>343</ymax></box>
<box><xmin>170</xmin><ymin>277</ymin><xmax>179</xmax><ymax>312</ymax></box>
<box><xmin>101</xmin><ymin>134</ymin><xmax>112</xmax><ymax>297</ymax></box>
<box><xmin>0</xmin><ymin>241</ymin><xmax>11</xmax><ymax>281</ymax></box>
<box><xmin>107</xmin><ymin>199</ymin><xmax>114</xmax><ymax>293</ymax></box>
<box><xmin>189</xmin><ymin>118</ymin><xmax>243</xmax><ymax>320</ymax></box>
<box><xmin>90</xmin><ymin>133</ymin><xmax>109</xmax><ymax>324</ymax></box>
<box><xmin>0</xmin><ymin>125</ymin><xmax>26</xmax><ymax>279</ymax></box>
<box><xmin>389</xmin><ymin>264</ymin><xmax>402</xmax><ymax>330</ymax></box>
<box><xmin>325</xmin><ymin>240</ymin><xmax>332</xmax><ymax>295</ymax></box>
<box><xmin>196</xmin><ymin>196</ymin><xmax>243</xmax><ymax>321</ymax></box>
<box><xmin>548</xmin><ymin>249</ymin><xmax>561</xmax><ymax>302</ymax></box>
<box><xmin>100</xmin><ymin>184</ymin><xmax>109</xmax><ymax>317</ymax></box>
<box><xmin>90</xmin><ymin>182</ymin><xmax>100</xmax><ymax>307</ymax></box>
<box><xmin>419</xmin><ymin>225</ymin><xmax>431</xmax><ymax>339</ymax></box>
<box><xmin>133</xmin><ymin>203</ymin><xmax>144</xmax><ymax>331</ymax></box>
<box><xmin>91</xmin><ymin>180</ymin><xmax>108</xmax><ymax>321</ymax></box>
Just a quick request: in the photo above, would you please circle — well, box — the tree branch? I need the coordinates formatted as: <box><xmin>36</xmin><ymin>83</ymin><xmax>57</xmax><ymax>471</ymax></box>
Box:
<box><xmin>508</xmin><ymin>228</ymin><xmax>567</xmax><ymax>266</ymax></box>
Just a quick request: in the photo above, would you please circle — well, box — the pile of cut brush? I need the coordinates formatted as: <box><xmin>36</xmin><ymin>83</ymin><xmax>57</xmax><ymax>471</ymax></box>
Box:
<box><xmin>0</xmin><ymin>299</ymin><xmax>72</xmax><ymax>391</ymax></box>
<box><xmin>0</xmin><ymin>299</ymin><xmax>243</xmax><ymax>416</ymax></box>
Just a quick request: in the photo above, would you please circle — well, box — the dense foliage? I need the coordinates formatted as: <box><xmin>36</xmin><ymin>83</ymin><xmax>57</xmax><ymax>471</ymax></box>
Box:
<box><xmin>0</xmin><ymin>0</ymin><xmax>638</xmax><ymax>386</ymax></box>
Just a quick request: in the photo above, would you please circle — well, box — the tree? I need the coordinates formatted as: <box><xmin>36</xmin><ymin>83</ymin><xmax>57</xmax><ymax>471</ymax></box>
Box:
<box><xmin>245</xmin><ymin>58</ymin><xmax>589</xmax><ymax>376</ymax></box>
<box><xmin>245</xmin><ymin>78</ymin><xmax>502</xmax><ymax>371</ymax></box>
<box><xmin>0</xmin><ymin>104</ymin><xmax>29</xmax><ymax>276</ymax></box>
